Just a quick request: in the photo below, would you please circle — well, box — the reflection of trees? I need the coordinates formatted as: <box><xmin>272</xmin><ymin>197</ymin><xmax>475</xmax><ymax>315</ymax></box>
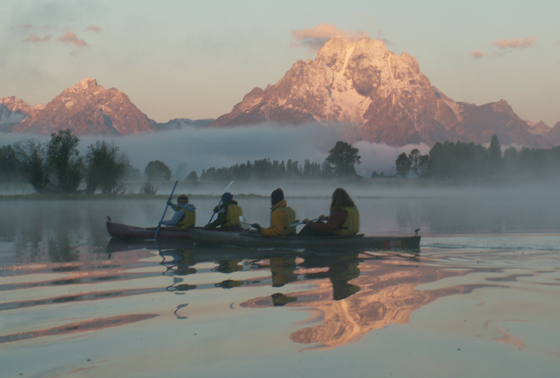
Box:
<box><xmin>242</xmin><ymin>257</ymin><xmax>491</xmax><ymax>350</ymax></box>
<box><xmin>4</xmin><ymin>199</ymin><xmax>121</xmax><ymax>263</ymax></box>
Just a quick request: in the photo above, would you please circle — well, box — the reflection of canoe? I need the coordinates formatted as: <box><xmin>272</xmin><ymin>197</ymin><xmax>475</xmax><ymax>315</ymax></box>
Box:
<box><xmin>189</xmin><ymin>229</ymin><xmax>421</xmax><ymax>252</ymax></box>
<box><xmin>106</xmin><ymin>221</ymin><xmax>242</xmax><ymax>240</ymax></box>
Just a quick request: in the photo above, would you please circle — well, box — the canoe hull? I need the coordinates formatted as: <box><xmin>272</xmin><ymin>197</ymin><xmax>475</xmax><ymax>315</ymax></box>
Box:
<box><xmin>106</xmin><ymin>221</ymin><xmax>242</xmax><ymax>240</ymax></box>
<box><xmin>189</xmin><ymin>229</ymin><xmax>421</xmax><ymax>252</ymax></box>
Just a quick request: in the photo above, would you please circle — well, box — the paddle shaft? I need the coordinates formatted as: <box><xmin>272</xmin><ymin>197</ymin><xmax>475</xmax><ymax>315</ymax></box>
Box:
<box><xmin>207</xmin><ymin>181</ymin><xmax>233</xmax><ymax>225</ymax></box>
<box><xmin>154</xmin><ymin>180</ymin><xmax>179</xmax><ymax>240</ymax></box>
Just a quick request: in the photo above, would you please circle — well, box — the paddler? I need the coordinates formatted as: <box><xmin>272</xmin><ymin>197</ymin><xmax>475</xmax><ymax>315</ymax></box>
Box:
<box><xmin>251</xmin><ymin>188</ymin><xmax>296</xmax><ymax>236</ymax></box>
<box><xmin>298</xmin><ymin>188</ymin><xmax>359</xmax><ymax>236</ymax></box>
<box><xmin>204</xmin><ymin>192</ymin><xmax>243</xmax><ymax>229</ymax></box>
<box><xmin>159</xmin><ymin>194</ymin><xmax>196</xmax><ymax>228</ymax></box>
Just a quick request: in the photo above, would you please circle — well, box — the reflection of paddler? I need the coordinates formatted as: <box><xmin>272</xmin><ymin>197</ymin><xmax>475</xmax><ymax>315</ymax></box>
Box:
<box><xmin>175</xmin><ymin>249</ymin><xmax>197</xmax><ymax>276</ymax></box>
<box><xmin>303</xmin><ymin>254</ymin><xmax>361</xmax><ymax>300</ymax></box>
<box><xmin>270</xmin><ymin>256</ymin><xmax>297</xmax><ymax>287</ymax></box>
<box><xmin>271</xmin><ymin>293</ymin><xmax>297</xmax><ymax>306</ymax></box>
<box><xmin>215</xmin><ymin>279</ymin><xmax>244</xmax><ymax>288</ymax></box>
<box><xmin>215</xmin><ymin>259</ymin><xmax>243</xmax><ymax>273</ymax></box>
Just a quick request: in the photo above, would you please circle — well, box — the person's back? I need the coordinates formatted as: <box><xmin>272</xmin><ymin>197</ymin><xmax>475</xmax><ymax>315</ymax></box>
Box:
<box><xmin>299</xmin><ymin>188</ymin><xmax>359</xmax><ymax>236</ymax></box>
<box><xmin>160</xmin><ymin>194</ymin><xmax>196</xmax><ymax>229</ymax></box>
<box><xmin>205</xmin><ymin>192</ymin><xmax>243</xmax><ymax>229</ymax></box>
<box><xmin>252</xmin><ymin>188</ymin><xmax>296</xmax><ymax>236</ymax></box>
<box><xmin>331</xmin><ymin>206</ymin><xmax>359</xmax><ymax>236</ymax></box>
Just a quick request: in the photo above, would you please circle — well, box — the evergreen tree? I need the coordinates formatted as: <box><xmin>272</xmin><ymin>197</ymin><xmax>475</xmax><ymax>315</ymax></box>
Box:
<box><xmin>325</xmin><ymin>141</ymin><xmax>361</xmax><ymax>177</ymax></box>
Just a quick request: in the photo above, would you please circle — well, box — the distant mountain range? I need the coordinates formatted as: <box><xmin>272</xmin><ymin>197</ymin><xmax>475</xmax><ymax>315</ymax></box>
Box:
<box><xmin>2</xmin><ymin>37</ymin><xmax>559</xmax><ymax>148</ymax></box>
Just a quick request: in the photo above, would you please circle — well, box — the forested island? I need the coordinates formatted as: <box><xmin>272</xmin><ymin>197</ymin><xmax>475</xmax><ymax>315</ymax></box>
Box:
<box><xmin>2</xmin><ymin>130</ymin><xmax>560</xmax><ymax>195</ymax></box>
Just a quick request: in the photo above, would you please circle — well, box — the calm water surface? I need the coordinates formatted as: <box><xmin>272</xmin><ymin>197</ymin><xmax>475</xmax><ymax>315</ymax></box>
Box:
<box><xmin>1</xmin><ymin>191</ymin><xmax>560</xmax><ymax>377</ymax></box>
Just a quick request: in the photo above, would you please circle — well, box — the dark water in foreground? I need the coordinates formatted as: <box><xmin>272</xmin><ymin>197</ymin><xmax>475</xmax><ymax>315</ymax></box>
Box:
<box><xmin>1</xmin><ymin>193</ymin><xmax>560</xmax><ymax>377</ymax></box>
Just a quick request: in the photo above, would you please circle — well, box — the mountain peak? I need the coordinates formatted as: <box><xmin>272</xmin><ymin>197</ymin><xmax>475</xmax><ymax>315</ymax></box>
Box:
<box><xmin>11</xmin><ymin>79</ymin><xmax>157</xmax><ymax>136</ymax></box>
<box><xmin>212</xmin><ymin>35</ymin><xmax>552</xmax><ymax>148</ymax></box>
<box><xmin>78</xmin><ymin>78</ymin><xmax>98</xmax><ymax>88</ymax></box>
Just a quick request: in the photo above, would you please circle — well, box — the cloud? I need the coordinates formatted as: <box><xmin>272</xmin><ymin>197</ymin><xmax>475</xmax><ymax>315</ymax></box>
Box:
<box><xmin>491</xmin><ymin>37</ymin><xmax>535</xmax><ymax>50</ymax></box>
<box><xmin>58</xmin><ymin>31</ymin><xmax>88</xmax><ymax>47</ymax></box>
<box><xmin>470</xmin><ymin>51</ymin><xmax>485</xmax><ymax>59</ymax></box>
<box><xmin>86</xmin><ymin>25</ymin><xmax>103</xmax><ymax>33</ymax></box>
<box><xmin>24</xmin><ymin>34</ymin><xmax>52</xmax><ymax>43</ymax></box>
<box><xmin>20</xmin><ymin>24</ymin><xmax>33</xmax><ymax>30</ymax></box>
<box><xmin>291</xmin><ymin>23</ymin><xmax>369</xmax><ymax>52</ymax></box>
<box><xmin>556</xmin><ymin>38</ymin><xmax>560</xmax><ymax>45</ymax></box>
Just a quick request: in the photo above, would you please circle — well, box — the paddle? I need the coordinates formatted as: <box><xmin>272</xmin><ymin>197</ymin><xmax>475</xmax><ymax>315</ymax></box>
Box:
<box><xmin>239</xmin><ymin>215</ymin><xmax>253</xmax><ymax>228</ymax></box>
<box><xmin>154</xmin><ymin>180</ymin><xmax>179</xmax><ymax>240</ymax></box>
<box><xmin>207</xmin><ymin>181</ymin><xmax>234</xmax><ymax>225</ymax></box>
<box><xmin>285</xmin><ymin>217</ymin><xmax>321</xmax><ymax>229</ymax></box>
<box><xmin>241</xmin><ymin>216</ymin><xmax>301</xmax><ymax>230</ymax></box>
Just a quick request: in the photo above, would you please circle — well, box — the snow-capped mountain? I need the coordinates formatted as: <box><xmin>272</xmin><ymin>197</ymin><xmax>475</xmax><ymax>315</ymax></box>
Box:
<box><xmin>213</xmin><ymin>37</ymin><xmax>552</xmax><ymax>148</ymax></box>
<box><xmin>9</xmin><ymin>79</ymin><xmax>159</xmax><ymax>136</ymax></box>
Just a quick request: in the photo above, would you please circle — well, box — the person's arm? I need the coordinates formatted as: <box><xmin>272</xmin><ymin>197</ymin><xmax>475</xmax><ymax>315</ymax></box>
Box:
<box><xmin>304</xmin><ymin>208</ymin><xmax>347</xmax><ymax>234</ymax></box>
<box><xmin>205</xmin><ymin>207</ymin><xmax>227</xmax><ymax>229</ymax></box>
<box><xmin>160</xmin><ymin>210</ymin><xmax>185</xmax><ymax>227</ymax></box>
<box><xmin>260</xmin><ymin>209</ymin><xmax>286</xmax><ymax>236</ymax></box>
<box><xmin>323</xmin><ymin>208</ymin><xmax>347</xmax><ymax>233</ymax></box>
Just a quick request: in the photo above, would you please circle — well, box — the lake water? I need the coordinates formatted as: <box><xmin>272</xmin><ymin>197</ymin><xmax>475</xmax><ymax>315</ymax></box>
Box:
<box><xmin>1</xmin><ymin>187</ymin><xmax>560</xmax><ymax>377</ymax></box>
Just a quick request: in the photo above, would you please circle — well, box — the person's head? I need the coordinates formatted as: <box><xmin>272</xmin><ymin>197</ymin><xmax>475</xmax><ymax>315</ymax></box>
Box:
<box><xmin>271</xmin><ymin>188</ymin><xmax>284</xmax><ymax>206</ymax></box>
<box><xmin>330</xmin><ymin>188</ymin><xmax>355</xmax><ymax>209</ymax></box>
<box><xmin>178</xmin><ymin>195</ymin><xmax>189</xmax><ymax>204</ymax></box>
<box><xmin>222</xmin><ymin>192</ymin><xmax>233</xmax><ymax>204</ymax></box>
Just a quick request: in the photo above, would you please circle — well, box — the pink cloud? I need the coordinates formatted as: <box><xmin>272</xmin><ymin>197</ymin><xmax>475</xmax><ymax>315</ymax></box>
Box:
<box><xmin>24</xmin><ymin>34</ymin><xmax>51</xmax><ymax>43</ymax></box>
<box><xmin>291</xmin><ymin>23</ymin><xmax>369</xmax><ymax>52</ymax></box>
<box><xmin>471</xmin><ymin>51</ymin><xmax>485</xmax><ymax>59</ymax></box>
<box><xmin>58</xmin><ymin>31</ymin><xmax>88</xmax><ymax>47</ymax></box>
<box><xmin>491</xmin><ymin>37</ymin><xmax>535</xmax><ymax>50</ymax></box>
<box><xmin>86</xmin><ymin>25</ymin><xmax>103</xmax><ymax>33</ymax></box>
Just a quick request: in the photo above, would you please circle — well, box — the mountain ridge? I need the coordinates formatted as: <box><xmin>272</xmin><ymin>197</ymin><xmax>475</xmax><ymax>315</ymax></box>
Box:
<box><xmin>212</xmin><ymin>37</ymin><xmax>555</xmax><ymax>148</ymax></box>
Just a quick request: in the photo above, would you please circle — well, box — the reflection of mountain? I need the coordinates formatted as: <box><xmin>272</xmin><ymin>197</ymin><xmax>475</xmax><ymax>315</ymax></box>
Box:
<box><xmin>242</xmin><ymin>257</ymin><xmax>490</xmax><ymax>350</ymax></box>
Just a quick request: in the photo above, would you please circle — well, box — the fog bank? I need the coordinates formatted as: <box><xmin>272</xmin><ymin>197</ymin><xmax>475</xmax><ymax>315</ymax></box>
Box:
<box><xmin>1</xmin><ymin>124</ymin><xmax>429</xmax><ymax>177</ymax></box>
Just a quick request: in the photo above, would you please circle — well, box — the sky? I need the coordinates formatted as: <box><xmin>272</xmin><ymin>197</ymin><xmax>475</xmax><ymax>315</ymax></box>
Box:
<box><xmin>1</xmin><ymin>0</ymin><xmax>560</xmax><ymax>126</ymax></box>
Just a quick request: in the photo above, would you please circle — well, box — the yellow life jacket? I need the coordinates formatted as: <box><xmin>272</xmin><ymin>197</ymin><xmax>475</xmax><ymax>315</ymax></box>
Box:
<box><xmin>222</xmin><ymin>203</ymin><xmax>242</xmax><ymax>228</ymax></box>
<box><xmin>333</xmin><ymin>206</ymin><xmax>360</xmax><ymax>236</ymax></box>
<box><xmin>177</xmin><ymin>208</ymin><xmax>196</xmax><ymax>229</ymax></box>
<box><xmin>276</xmin><ymin>206</ymin><xmax>296</xmax><ymax>235</ymax></box>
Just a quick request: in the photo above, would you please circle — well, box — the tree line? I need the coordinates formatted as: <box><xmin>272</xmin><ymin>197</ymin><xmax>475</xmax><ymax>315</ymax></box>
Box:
<box><xmin>394</xmin><ymin>134</ymin><xmax>560</xmax><ymax>181</ymax></box>
<box><xmin>0</xmin><ymin>132</ymin><xmax>362</xmax><ymax>194</ymax></box>
<box><xmin>0</xmin><ymin>130</ymin><xmax>135</xmax><ymax>194</ymax></box>
<box><xmin>199</xmin><ymin>141</ymin><xmax>361</xmax><ymax>181</ymax></box>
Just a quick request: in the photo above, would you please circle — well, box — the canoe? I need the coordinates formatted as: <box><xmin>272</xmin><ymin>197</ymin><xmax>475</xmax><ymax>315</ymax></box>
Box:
<box><xmin>189</xmin><ymin>228</ymin><xmax>421</xmax><ymax>252</ymax></box>
<box><xmin>106</xmin><ymin>221</ymin><xmax>243</xmax><ymax>240</ymax></box>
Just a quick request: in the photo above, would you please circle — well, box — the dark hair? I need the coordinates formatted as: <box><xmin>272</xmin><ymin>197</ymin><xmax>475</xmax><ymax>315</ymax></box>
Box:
<box><xmin>271</xmin><ymin>188</ymin><xmax>284</xmax><ymax>206</ymax></box>
<box><xmin>222</xmin><ymin>192</ymin><xmax>233</xmax><ymax>203</ymax></box>
<box><xmin>330</xmin><ymin>188</ymin><xmax>355</xmax><ymax>210</ymax></box>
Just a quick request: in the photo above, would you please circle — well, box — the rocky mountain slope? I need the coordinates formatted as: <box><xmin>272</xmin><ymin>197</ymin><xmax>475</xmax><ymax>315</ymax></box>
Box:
<box><xmin>212</xmin><ymin>37</ymin><xmax>553</xmax><ymax>148</ymax></box>
<box><xmin>9</xmin><ymin>79</ymin><xmax>159</xmax><ymax>136</ymax></box>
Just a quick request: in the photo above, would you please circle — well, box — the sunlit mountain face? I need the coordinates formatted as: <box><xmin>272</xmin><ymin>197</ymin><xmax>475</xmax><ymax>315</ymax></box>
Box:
<box><xmin>7</xmin><ymin>79</ymin><xmax>159</xmax><ymax>136</ymax></box>
<box><xmin>212</xmin><ymin>36</ymin><xmax>553</xmax><ymax>148</ymax></box>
